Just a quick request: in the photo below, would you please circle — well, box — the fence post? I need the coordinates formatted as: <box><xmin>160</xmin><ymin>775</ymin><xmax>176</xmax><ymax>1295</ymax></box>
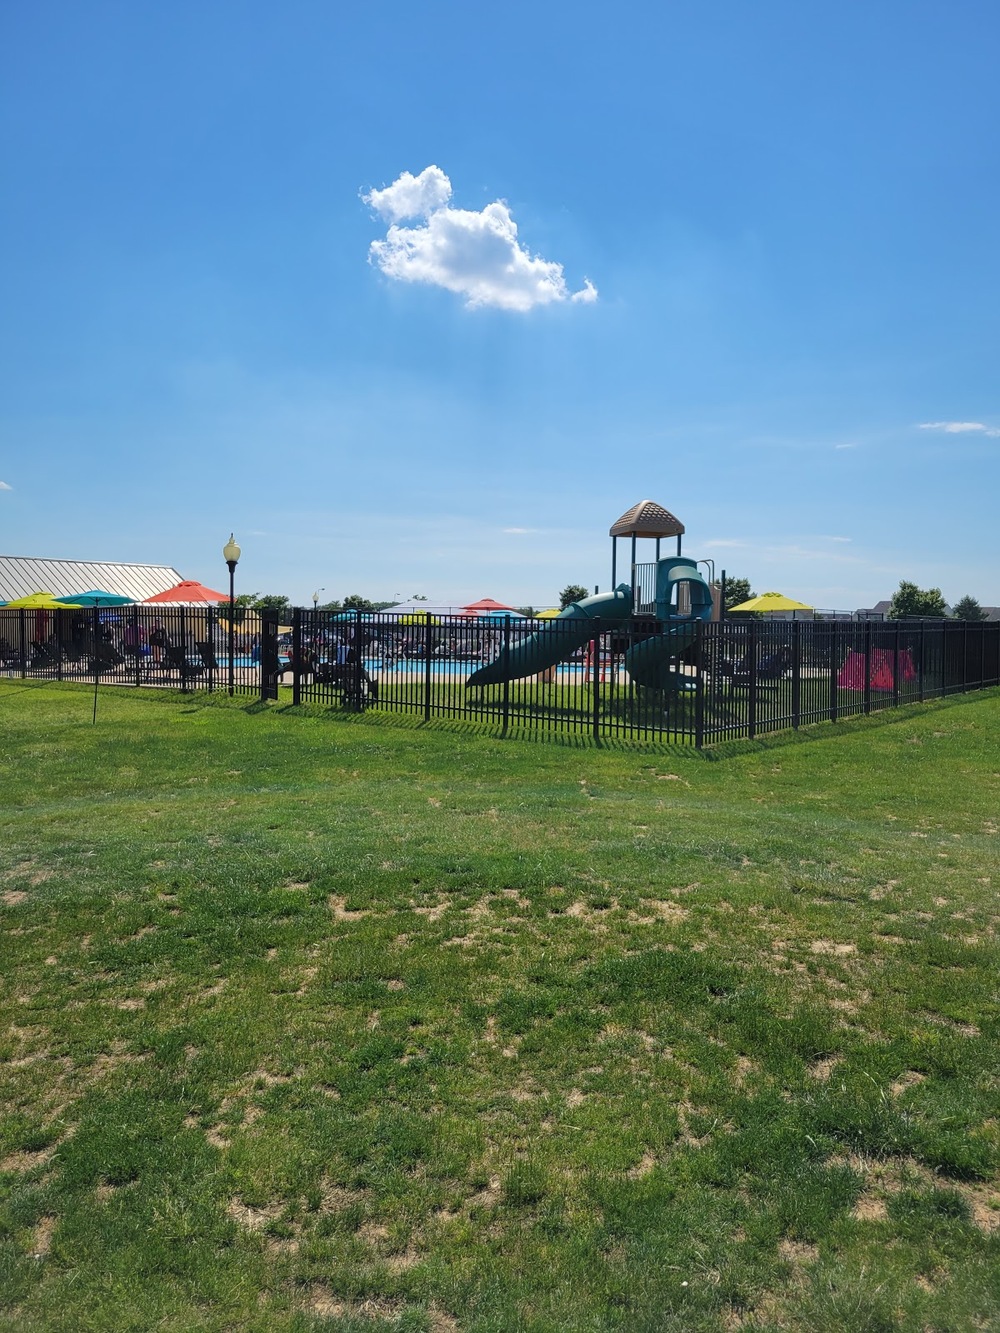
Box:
<box><xmin>941</xmin><ymin>624</ymin><xmax>948</xmax><ymax>698</ymax></box>
<box><xmin>424</xmin><ymin>612</ymin><xmax>433</xmax><ymax>722</ymax></box>
<box><xmin>829</xmin><ymin>623</ymin><xmax>839</xmax><ymax>723</ymax></box>
<box><xmin>91</xmin><ymin>607</ymin><xmax>100</xmax><ymax>722</ymax></box>
<box><xmin>791</xmin><ymin>619</ymin><xmax>801</xmax><ymax>730</ymax></box>
<box><xmin>962</xmin><ymin>619</ymin><xmax>969</xmax><ymax>693</ymax></box>
<box><xmin>980</xmin><ymin>622</ymin><xmax>987</xmax><ymax>690</ymax></box>
<box><xmin>353</xmin><ymin>609</ymin><xmax>363</xmax><ymax>710</ymax></box>
<box><xmin>131</xmin><ymin>607</ymin><xmax>142</xmax><ymax>688</ymax></box>
<box><xmin>180</xmin><ymin>609</ymin><xmax>189</xmax><ymax>691</ymax></box>
<box><xmin>592</xmin><ymin>617</ymin><xmax>602</xmax><ymax>743</ymax></box>
<box><xmin>694</xmin><ymin>621</ymin><xmax>705</xmax><ymax>749</ymax></box>
<box><xmin>919</xmin><ymin>622</ymin><xmax>925</xmax><ymax>702</ymax></box>
<box><xmin>56</xmin><ymin>608</ymin><xmax>64</xmax><ymax>681</ymax></box>
<box><xmin>747</xmin><ymin>620</ymin><xmax>757</xmax><ymax>740</ymax></box>
<box><xmin>892</xmin><ymin>622</ymin><xmax>900</xmax><ymax>709</ymax></box>
<box><xmin>292</xmin><ymin>607</ymin><xmax>304</xmax><ymax>703</ymax></box>
<box><xmin>18</xmin><ymin>609</ymin><xmax>27</xmax><ymax>678</ymax></box>
<box><xmin>501</xmin><ymin>616</ymin><xmax>511</xmax><ymax>736</ymax></box>
<box><xmin>863</xmin><ymin>620</ymin><xmax>872</xmax><ymax>715</ymax></box>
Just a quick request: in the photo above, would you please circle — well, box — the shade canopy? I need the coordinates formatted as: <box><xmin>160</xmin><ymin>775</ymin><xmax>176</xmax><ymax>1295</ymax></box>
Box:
<box><xmin>394</xmin><ymin>612</ymin><xmax>441</xmax><ymax>626</ymax></box>
<box><xmin>728</xmin><ymin>591</ymin><xmax>814</xmax><ymax>613</ymax></box>
<box><xmin>461</xmin><ymin>597</ymin><xmax>519</xmax><ymax>612</ymax></box>
<box><xmin>2</xmin><ymin>591</ymin><xmax>82</xmax><ymax>609</ymax></box>
<box><xmin>535</xmin><ymin>608</ymin><xmax>563</xmax><ymax>619</ymax></box>
<box><xmin>56</xmin><ymin>590</ymin><xmax>135</xmax><ymax>607</ymax></box>
<box><xmin>143</xmin><ymin>580</ymin><xmax>229</xmax><ymax>605</ymax></box>
<box><xmin>609</xmin><ymin>500</ymin><xmax>685</xmax><ymax>538</ymax></box>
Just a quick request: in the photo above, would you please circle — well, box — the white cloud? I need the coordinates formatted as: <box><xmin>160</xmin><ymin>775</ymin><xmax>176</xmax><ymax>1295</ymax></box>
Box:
<box><xmin>919</xmin><ymin>420</ymin><xmax>1000</xmax><ymax>437</ymax></box>
<box><xmin>363</xmin><ymin>166</ymin><xmax>453</xmax><ymax>224</ymax></box>
<box><xmin>363</xmin><ymin>166</ymin><xmax>597</xmax><ymax>312</ymax></box>
<box><xmin>0</xmin><ymin>481</ymin><xmax>11</xmax><ymax>491</ymax></box>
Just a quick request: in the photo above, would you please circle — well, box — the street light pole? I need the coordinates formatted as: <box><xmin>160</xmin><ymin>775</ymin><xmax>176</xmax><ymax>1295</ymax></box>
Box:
<box><xmin>223</xmin><ymin>533</ymin><xmax>241</xmax><ymax>696</ymax></box>
<box><xmin>312</xmin><ymin>588</ymin><xmax>325</xmax><ymax>611</ymax></box>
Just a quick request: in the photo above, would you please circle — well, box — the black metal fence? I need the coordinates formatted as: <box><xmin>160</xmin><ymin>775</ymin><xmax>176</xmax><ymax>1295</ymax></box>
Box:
<box><xmin>0</xmin><ymin>604</ymin><xmax>280</xmax><ymax>699</ymax></box>
<box><xmin>2</xmin><ymin>605</ymin><xmax>997</xmax><ymax>747</ymax></box>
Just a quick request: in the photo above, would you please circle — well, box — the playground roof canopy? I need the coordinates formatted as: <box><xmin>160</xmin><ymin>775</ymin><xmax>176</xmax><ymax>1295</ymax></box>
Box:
<box><xmin>609</xmin><ymin>499</ymin><xmax>685</xmax><ymax>538</ymax></box>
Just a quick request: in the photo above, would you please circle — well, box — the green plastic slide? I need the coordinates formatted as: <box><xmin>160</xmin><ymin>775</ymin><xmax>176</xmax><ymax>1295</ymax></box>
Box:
<box><xmin>466</xmin><ymin>558</ymin><xmax>714</xmax><ymax>690</ymax></box>
<box><xmin>465</xmin><ymin>585</ymin><xmax>633</xmax><ymax>686</ymax></box>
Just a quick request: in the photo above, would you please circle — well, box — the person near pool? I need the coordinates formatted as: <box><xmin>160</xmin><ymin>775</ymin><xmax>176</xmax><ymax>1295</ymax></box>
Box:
<box><xmin>149</xmin><ymin>621</ymin><xmax>169</xmax><ymax>666</ymax></box>
<box><xmin>346</xmin><ymin>627</ymin><xmax>378</xmax><ymax>699</ymax></box>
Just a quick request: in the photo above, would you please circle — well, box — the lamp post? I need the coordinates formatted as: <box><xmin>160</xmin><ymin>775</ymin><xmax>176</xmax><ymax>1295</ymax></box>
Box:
<box><xmin>223</xmin><ymin>533</ymin><xmax>241</xmax><ymax>695</ymax></box>
<box><xmin>312</xmin><ymin>588</ymin><xmax>325</xmax><ymax>611</ymax></box>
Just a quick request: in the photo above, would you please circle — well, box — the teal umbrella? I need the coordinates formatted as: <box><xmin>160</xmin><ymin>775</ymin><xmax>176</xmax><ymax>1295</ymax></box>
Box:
<box><xmin>56</xmin><ymin>590</ymin><xmax>135</xmax><ymax>607</ymax></box>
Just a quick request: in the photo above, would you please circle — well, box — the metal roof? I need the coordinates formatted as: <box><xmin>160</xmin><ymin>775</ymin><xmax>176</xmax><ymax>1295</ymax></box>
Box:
<box><xmin>0</xmin><ymin>555</ymin><xmax>184</xmax><ymax>605</ymax></box>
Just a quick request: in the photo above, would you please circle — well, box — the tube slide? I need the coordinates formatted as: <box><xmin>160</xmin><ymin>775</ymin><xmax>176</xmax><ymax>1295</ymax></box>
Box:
<box><xmin>624</xmin><ymin>627</ymin><xmax>698</xmax><ymax>692</ymax></box>
<box><xmin>466</xmin><ymin>585</ymin><xmax>633</xmax><ymax>687</ymax></box>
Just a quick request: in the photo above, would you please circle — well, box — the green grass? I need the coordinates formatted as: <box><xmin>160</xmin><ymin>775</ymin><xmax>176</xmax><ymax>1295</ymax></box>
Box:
<box><xmin>1</xmin><ymin>680</ymin><xmax>998</xmax><ymax>1331</ymax></box>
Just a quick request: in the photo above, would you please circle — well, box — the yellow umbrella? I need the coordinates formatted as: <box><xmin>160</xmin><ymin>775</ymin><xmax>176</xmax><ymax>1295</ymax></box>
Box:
<box><xmin>395</xmin><ymin>612</ymin><xmax>440</xmax><ymax>626</ymax></box>
<box><xmin>3</xmin><ymin>591</ymin><xmax>83</xmax><ymax>609</ymax></box>
<box><xmin>535</xmin><ymin>608</ymin><xmax>563</xmax><ymax>619</ymax></box>
<box><xmin>728</xmin><ymin>591</ymin><xmax>813</xmax><ymax>612</ymax></box>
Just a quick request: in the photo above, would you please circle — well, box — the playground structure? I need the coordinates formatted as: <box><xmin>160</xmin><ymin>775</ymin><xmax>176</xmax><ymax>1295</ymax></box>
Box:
<box><xmin>466</xmin><ymin>500</ymin><xmax>716</xmax><ymax>691</ymax></box>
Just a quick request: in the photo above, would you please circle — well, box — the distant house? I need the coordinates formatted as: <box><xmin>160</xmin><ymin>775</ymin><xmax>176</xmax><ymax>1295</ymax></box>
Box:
<box><xmin>854</xmin><ymin>600</ymin><xmax>892</xmax><ymax>620</ymax></box>
<box><xmin>0</xmin><ymin>555</ymin><xmax>183</xmax><ymax>604</ymax></box>
<box><xmin>855</xmin><ymin>597</ymin><xmax>999</xmax><ymax>621</ymax></box>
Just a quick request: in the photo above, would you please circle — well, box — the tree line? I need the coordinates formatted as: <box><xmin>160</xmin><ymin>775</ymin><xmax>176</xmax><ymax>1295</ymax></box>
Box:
<box><xmin>231</xmin><ymin>580</ymin><xmax>992</xmax><ymax>622</ymax></box>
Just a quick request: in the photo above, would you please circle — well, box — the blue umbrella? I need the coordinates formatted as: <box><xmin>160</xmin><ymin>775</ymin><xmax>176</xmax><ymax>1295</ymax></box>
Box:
<box><xmin>56</xmin><ymin>590</ymin><xmax>135</xmax><ymax>607</ymax></box>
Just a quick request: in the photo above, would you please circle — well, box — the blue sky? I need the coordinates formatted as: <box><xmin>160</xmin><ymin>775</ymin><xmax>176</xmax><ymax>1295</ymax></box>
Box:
<box><xmin>1</xmin><ymin>1</ymin><xmax>997</xmax><ymax>610</ymax></box>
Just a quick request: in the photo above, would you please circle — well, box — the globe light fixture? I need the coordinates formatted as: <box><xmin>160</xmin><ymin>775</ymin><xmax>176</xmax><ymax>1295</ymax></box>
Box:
<box><xmin>223</xmin><ymin>534</ymin><xmax>241</xmax><ymax>694</ymax></box>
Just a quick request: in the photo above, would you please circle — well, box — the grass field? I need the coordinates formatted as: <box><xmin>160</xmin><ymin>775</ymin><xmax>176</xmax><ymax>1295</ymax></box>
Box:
<box><xmin>1</xmin><ymin>680</ymin><xmax>998</xmax><ymax>1331</ymax></box>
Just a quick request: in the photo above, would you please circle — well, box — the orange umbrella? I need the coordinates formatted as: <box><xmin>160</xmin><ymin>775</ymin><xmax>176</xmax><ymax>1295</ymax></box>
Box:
<box><xmin>143</xmin><ymin>580</ymin><xmax>228</xmax><ymax>605</ymax></box>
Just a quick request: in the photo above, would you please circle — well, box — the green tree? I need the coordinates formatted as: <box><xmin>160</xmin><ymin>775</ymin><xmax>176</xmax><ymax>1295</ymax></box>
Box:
<box><xmin>559</xmin><ymin>584</ymin><xmax>589</xmax><ymax>609</ymax></box>
<box><xmin>888</xmin><ymin>581</ymin><xmax>946</xmax><ymax>619</ymax></box>
<box><xmin>342</xmin><ymin>593</ymin><xmax>376</xmax><ymax>612</ymax></box>
<box><xmin>252</xmin><ymin>594</ymin><xmax>291</xmax><ymax>614</ymax></box>
<box><xmin>951</xmin><ymin>595</ymin><xmax>987</xmax><ymax>622</ymax></box>
<box><xmin>723</xmin><ymin>577</ymin><xmax>756</xmax><ymax>612</ymax></box>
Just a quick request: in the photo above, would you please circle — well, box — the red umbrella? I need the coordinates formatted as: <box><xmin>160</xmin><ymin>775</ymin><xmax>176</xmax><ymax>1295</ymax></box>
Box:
<box><xmin>461</xmin><ymin>597</ymin><xmax>518</xmax><ymax>613</ymax></box>
<box><xmin>143</xmin><ymin>580</ymin><xmax>229</xmax><ymax>605</ymax></box>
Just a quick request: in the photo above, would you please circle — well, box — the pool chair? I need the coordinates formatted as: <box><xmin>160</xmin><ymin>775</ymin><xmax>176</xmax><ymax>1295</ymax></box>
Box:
<box><xmin>164</xmin><ymin>645</ymin><xmax>204</xmax><ymax>684</ymax></box>
<box><xmin>196</xmin><ymin>641</ymin><xmax>220</xmax><ymax>671</ymax></box>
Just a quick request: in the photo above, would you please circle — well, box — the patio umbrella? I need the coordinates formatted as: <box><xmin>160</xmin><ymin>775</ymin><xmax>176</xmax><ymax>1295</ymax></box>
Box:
<box><xmin>55</xmin><ymin>590</ymin><xmax>134</xmax><ymax>607</ymax></box>
<box><xmin>728</xmin><ymin>591</ymin><xmax>814</xmax><ymax>613</ymax></box>
<box><xmin>461</xmin><ymin>597</ymin><xmax>519</xmax><ymax>613</ymax></box>
<box><xmin>143</xmin><ymin>580</ymin><xmax>228</xmax><ymax>605</ymax></box>
<box><xmin>535</xmin><ymin>608</ymin><xmax>563</xmax><ymax>619</ymax></box>
<box><xmin>3</xmin><ymin>591</ymin><xmax>82</xmax><ymax>609</ymax></box>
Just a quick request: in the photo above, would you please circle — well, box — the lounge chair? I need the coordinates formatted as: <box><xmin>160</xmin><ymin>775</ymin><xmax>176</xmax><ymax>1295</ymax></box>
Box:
<box><xmin>719</xmin><ymin>646</ymin><xmax>794</xmax><ymax>692</ymax></box>
<box><xmin>29</xmin><ymin>642</ymin><xmax>62</xmax><ymax>671</ymax></box>
<box><xmin>164</xmin><ymin>645</ymin><xmax>204</xmax><ymax>682</ymax></box>
<box><xmin>196</xmin><ymin>641</ymin><xmax>220</xmax><ymax>671</ymax></box>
